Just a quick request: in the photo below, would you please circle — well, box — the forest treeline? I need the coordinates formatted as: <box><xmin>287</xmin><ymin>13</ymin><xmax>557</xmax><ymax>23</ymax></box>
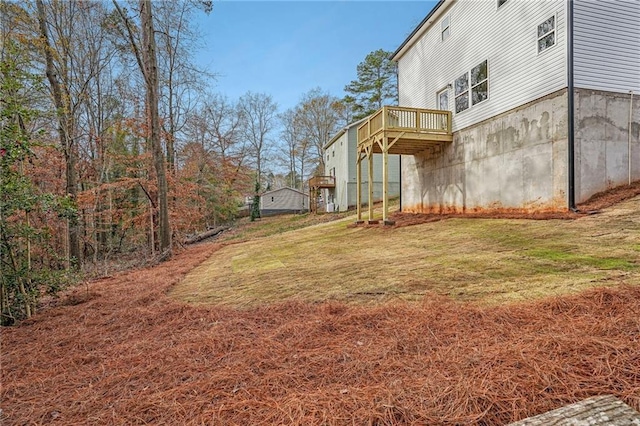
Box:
<box><xmin>0</xmin><ymin>0</ymin><xmax>397</xmax><ymax>323</ymax></box>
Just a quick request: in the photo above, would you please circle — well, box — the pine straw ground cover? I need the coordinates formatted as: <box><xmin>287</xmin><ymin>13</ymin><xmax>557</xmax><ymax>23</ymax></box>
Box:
<box><xmin>2</xmin><ymin>240</ymin><xmax>640</xmax><ymax>425</ymax></box>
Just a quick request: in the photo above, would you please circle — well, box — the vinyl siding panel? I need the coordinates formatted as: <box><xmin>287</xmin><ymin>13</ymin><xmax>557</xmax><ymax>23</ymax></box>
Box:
<box><xmin>573</xmin><ymin>0</ymin><xmax>640</xmax><ymax>92</ymax></box>
<box><xmin>397</xmin><ymin>0</ymin><xmax>567</xmax><ymax>132</ymax></box>
<box><xmin>260</xmin><ymin>188</ymin><xmax>307</xmax><ymax>212</ymax></box>
<box><xmin>324</xmin><ymin>124</ymin><xmax>400</xmax><ymax>211</ymax></box>
<box><xmin>324</xmin><ymin>131</ymin><xmax>350</xmax><ymax>210</ymax></box>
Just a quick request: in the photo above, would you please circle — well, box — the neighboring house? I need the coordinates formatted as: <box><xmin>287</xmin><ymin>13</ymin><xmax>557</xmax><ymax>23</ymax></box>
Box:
<box><xmin>324</xmin><ymin>118</ymin><xmax>400</xmax><ymax>212</ymax></box>
<box><xmin>260</xmin><ymin>187</ymin><xmax>308</xmax><ymax>216</ymax></box>
<box><xmin>386</xmin><ymin>0</ymin><xmax>639</xmax><ymax>214</ymax></box>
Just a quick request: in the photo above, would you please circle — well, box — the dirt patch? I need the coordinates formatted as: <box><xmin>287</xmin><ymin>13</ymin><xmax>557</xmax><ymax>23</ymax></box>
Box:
<box><xmin>2</xmin><ymin>238</ymin><xmax>640</xmax><ymax>424</ymax></box>
<box><xmin>577</xmin><ymin>180</ymin><xmax>640</xmax><ymax>212</ymax></box>
<box><xmin>378</xmin><ymin>181</ymin><xmax>640</xmax><ymax>228</ymax></box>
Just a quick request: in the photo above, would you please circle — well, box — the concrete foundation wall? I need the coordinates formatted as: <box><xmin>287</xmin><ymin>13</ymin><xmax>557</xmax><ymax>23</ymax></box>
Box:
<box><xmin>575</xmin><ymin>89</ymin><xmax>640</xmax><ymax>202</ymax></box>
<box><xmin>402</xmin><ymin>90</ymin><xmax>569</xmax><ymax>213</ymax></box>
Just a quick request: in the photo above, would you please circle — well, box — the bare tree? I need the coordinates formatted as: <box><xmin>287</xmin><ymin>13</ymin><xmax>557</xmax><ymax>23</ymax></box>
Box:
<box><xmin>238</xmin><ymin>91</ymin><xmax>278</xmax><ymax>192</ymax></box>
<box><xmin>296</xmin><ymin>88</ymin><xmax>340</xmax><ymax>174</ymax></box>
<box><xmin>113</xmin><ymin>0</ymin><xmax>171</xmax><ymax>256</ymax></box>
<box><xmin>35</xmin><ymin>0</ymin><xmax>81</xmax><ymax>268</ymax></box>
<box><xmin>154</xmin><ymin>1</ymin><xmax>212</xmax><ymax>174</ymax></box>
<box><xmin>279</xmin><ymin>108</ymin><xmax>301</xmax><ymax>189</ymax></box>
<box><xmin>204</xmin><ymin>94</ymin><xmax>244</xmax><ymax>163</ymax></box>
<box><xmin>279</xmin><ymin>108</ymin><xmax>312</xmax><ymax>191</ymax></box>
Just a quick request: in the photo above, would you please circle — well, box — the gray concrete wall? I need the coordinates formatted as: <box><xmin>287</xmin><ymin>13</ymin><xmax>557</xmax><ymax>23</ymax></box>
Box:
<box><xmin>575</xmin><ymin>88</ymin><xmax>640</xmax><ymax>203</ymax></box>
<box><xmin>402</xmin><ymin>90</ymin><xmax>569</xmax><ymax>213</ymax></box>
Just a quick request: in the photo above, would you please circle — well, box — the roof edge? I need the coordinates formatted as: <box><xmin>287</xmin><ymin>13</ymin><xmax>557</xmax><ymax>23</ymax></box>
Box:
<box><xmin>324</xmin><ymin>116</ymin><xmax>369</xmax><ymax>150</ymax></box>
<box><xmin>391</xmin><ymin>0</ymin><xmax>449</xmax><ymax>62</ymax></box>
<box><xmin>261</xmin><ymin>187</ymin><xmax>308</xmax><ymax>196</ymax></box>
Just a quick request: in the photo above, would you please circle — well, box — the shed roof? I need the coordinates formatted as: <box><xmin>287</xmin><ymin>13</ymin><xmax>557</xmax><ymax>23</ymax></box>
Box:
<box><xmin>261</xmin><ymin>187</ymin><xmax>308</xmax><ymax>197</ymax></box>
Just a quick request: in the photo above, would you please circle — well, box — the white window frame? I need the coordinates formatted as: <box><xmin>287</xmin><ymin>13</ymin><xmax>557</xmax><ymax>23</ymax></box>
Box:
<box><xmin>441</xmin><ymin>15</ymin><xmax>450</xmax><ymax>42</ymax></box>
<box><xmin>454</xmin><ymin>59</ymin><xmax>489</xmax><ymax>114</ymax></box>
<box><xmin>470</xmin><ymin>60</ymin><xmax>488</xmax><ymax>107</ymax></box>
<box><xmin>454</xmin><ymin>72</ymin><xmax>469</xmax><ymax>114</ymax></box>
<box><xmin>537</xmin><ymin>14</ymin><xmax>556</xmax><ymax>54</ymax></box>
<box><xmin>437</xmin><ymin>87</ymin><xmax>450</xmax><ymax>111</ymax></box>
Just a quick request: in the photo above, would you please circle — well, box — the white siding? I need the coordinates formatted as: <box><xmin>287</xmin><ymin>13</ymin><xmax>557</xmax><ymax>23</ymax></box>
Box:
<box><xmin>260</xmin><ymin>188</ymin><xmax>307</xmax><ymax>211</ymax></box>
<box><xmin>324</xmin><ymin>124</ymin><xmax>400</xmax><ymax>211</ymax></box>
<box><xmin>324</xmin><ymin>131</ymin><xmax>350</xmax><ymax>211</ymax></box>
<box><xmin>397</xmin><ymin>0</ymin><xmax>567</xmax><ymax>132</ymax></box>
<box><xmin>574</xmin><ymin>0</ymin><xmax>640</xmax><ymax>93</ymax></box>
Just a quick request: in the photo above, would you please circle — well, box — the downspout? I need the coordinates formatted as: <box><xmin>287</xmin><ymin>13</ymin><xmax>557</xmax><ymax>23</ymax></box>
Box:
<box><xmin>567</xmin><ymin>0</ymin><xmax>577</xmax><ymax>211</ymax></box>
<box><xmin>399</xmin><ymin>155</ymin><xmax>402</xmax><ymax>211</ymax></box>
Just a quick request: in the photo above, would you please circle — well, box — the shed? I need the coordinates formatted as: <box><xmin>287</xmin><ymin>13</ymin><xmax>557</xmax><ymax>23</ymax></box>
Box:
<box><xmin>260</xmin><ymin>187</ymin><xmax>309</xmax><ymax>216</ymax></box>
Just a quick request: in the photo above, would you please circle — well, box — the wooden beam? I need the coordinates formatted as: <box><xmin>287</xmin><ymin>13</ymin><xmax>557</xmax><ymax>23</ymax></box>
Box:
<box><xmin>382</xmin><ymin>136</ymin><xmax>388</xmax><ymax>222</ymax></box>
<box><xmin>387</xmin><ymin>132</ymin><xmax>406</xmax><ymax>151</ymax></box>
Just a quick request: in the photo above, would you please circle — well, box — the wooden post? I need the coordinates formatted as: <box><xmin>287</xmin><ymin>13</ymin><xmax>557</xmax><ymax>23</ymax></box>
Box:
<box><xmin>383</xmin><ymin>136</ymin><xmax>389</xmax><ymax>223</ymax></box>
<box><xmin>368</xmin><ymin>150</ymin><xmax>374</xmax><ymax>222</ymax></box>
<box><xmin>356</xmin><ymin>154</ymin><xmax>362</xmax><ymax>222</ymax></box>
<box><xmin>382</xmin><ymin>106</ymin><xmax>386</xmax><ymax>129</ymax></box>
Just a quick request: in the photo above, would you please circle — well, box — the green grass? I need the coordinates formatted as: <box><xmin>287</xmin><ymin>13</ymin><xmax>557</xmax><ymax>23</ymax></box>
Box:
<box><xmin>171</xmin><ymin>197</ymin><xmax>640</xmax><ymax>307</ymax></box>
<box><xmin>220</xmin><ymin>211</ymin><xmax>354</xmax><ymax>242</ymax></box>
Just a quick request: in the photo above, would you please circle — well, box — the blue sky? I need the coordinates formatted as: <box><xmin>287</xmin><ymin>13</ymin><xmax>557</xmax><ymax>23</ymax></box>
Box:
<box><xmin>194</xmin><ymin>1</ymin><xmax>437</xmax><ymax>111</ymax></box>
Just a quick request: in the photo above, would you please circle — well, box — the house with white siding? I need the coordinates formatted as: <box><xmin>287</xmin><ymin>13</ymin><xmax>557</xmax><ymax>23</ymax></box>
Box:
<box><xmin>369</xmin><ymin>0</ymin><xmax>639</xmax><ymax>217</ymax></box>
<box><xmin>260</xmin><ymin>187</ymin><xmax>308</xmax><ymax>216</ymax></box>
<box><xmin>324</xmin><ymin>118</ymin><xmax>400</xmax><ymax>212</ymax></box>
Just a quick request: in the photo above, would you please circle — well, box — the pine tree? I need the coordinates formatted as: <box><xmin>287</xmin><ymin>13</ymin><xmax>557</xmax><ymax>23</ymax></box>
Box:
<box><xmin>343</xmin><ymin>49</ymin><xmax>398</xmax><ymax>121</ymax></box>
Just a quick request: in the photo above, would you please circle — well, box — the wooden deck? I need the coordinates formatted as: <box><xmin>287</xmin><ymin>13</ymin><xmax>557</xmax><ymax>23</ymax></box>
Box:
<box><xmin>308</xmin><ymin>176</ymin><xmax>335</xmax><ymax>214</ymax></box>
<box><xmin>355</xmin><ymin>106</ymin><xmax>452</xmax><ymax>223</ymax></box>
<box><xmin>308</xmin><ymin>176</ymin><xmax>335</xmax><ymax>189</ymax></box>
<box><xmin>357</xmin><ymin>106</ymin><xmax>452</xmax><ymax>155</ymax></box>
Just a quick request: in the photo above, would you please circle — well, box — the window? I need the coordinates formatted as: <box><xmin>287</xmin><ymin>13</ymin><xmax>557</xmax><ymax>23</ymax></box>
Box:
<box><xmin>455</xmin><ymin>60</ymin><xmax>489</xmax><ymax>113</ymax></box>
<box><xmin>441</xmin><ymin>15</ymin><xmax>450</xmax><ymax>41</ymax></box>
<box><xmin>437</xmin><ymin>88</ymin><xmax>449</xmax><ymax>111</ymax></box>
<box><xmin>454</xmin><ymin>73</ymin><xmax>469</xmax><ymax>113</ymax></box>
<box><xmin>497</xmin><ymin>0</ymin><xmax>508</xmax><ymax>8</ymax></box>
<box><xmin>537</xmin><ymin>16</ymin><xmax>555</xmax><ymax>53</ymax></box>
<box><xmin>471</xmin><ymin>60</ymin><xmax>488</xmax><ymax>106</ymax></box>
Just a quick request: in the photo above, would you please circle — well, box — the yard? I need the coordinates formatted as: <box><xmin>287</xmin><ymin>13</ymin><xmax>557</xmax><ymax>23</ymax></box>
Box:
<box><xmin>2</xmin><ymin>194</ymin><xmax>640</xmax><ymax>425</ymax></box>
<box><xmin>171</xmin><ymin>197</ymin><xmax>640</xmax><ymax>307</ymax></box>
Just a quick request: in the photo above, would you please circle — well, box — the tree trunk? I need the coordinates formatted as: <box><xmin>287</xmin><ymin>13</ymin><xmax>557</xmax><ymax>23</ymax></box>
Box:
<box><xmin>507</xmin><ymin>395</ymin><xmax>640</xmax><ymax>425</ymax></box>
<box><xmin>140</xmin><ymin>0</ymin><xmax>171</xmax><ymax>255</ymax></box>
<box><xmin>36</xmin><ymin>0</ymin><xmax>81</xmax><ymax>269</ymax></box>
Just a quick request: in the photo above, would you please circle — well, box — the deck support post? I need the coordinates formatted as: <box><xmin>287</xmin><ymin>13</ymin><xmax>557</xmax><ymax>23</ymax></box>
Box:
<box><xmin>382</xmin><ymin>136</ymin><xmax>389</xmax><ymax>222</ymax></box>
<box><xmin>367</xmin><ymin>150</ymin><xmax>374</xmax><ymax>221</ymax></box>
<box><xmin>356</xmin><ymin>154</ymin><xmax>362</xmax><ymax>222</ymax></box>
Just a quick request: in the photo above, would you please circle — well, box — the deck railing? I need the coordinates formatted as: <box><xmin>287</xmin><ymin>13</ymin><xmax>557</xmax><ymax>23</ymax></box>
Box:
<box><xmin>308</xmin><ymin>175</ymin><xmax>335</xmax><ymax>188</ymax></box>
<box><xmin>357</xmin><ymin>106</ymin><xmax>452</xmax><ymax>145</ymax></box>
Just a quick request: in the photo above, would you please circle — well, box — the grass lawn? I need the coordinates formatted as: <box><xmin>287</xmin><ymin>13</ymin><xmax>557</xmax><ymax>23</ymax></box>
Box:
<box><xmin>170</xmin><ymin>197</ymin><xmax>640</xmax><ymax>307</ymax></box>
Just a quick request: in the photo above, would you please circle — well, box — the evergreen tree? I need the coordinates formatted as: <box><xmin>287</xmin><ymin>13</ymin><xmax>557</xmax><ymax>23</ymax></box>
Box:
<box><xmin>250</xmin><ymin>181</ymin><xmax>261</xmax><ymax>222</ymax></box>
<box><xmin>343</xmin><ymin>49</ymin><xmax>398</xmax><ymax>121</ymax></box>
